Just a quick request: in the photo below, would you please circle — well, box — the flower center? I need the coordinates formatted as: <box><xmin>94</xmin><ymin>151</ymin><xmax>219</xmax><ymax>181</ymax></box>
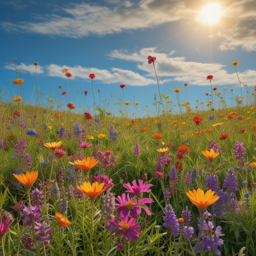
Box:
<box><xmin>125</xmin><ymin>201</ymin><xmax>134</xmax><ymax>209</ymax></box>
<box><xmin>121</xmin><ymin>223</ymin><xmax>130</xmax><ymax>230</ymax></box>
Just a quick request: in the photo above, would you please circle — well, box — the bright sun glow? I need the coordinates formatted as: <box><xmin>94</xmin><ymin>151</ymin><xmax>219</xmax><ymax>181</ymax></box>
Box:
<box><xmin>201</xmin><ymin>3</ymin><xmax>222</xmax><ymax>25</ymax></box>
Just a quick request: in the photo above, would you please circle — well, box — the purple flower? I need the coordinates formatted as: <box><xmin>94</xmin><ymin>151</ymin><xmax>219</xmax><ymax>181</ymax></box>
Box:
<box><xmin>123</xmin><ymin>180</ymin><xmax>153</xmax><ymax>197</ymax></box>
<box><xmin>213</xmin><ymin>190</ymin><xmax>228</xmax><ymax>218</ymax></box>
<box><xmin>223</xmin><ymin>169</ymin><xmax>237</xmax><ymax>192</ymax></box>
<box><xmin>101</xmin><ymin>191</ymin><xmax>115</xmax><ymax>221</ymax></box>
<box><xmin>232</xmin><ymin>141</ymin><xmax>246</xmax><ymax>167</ymax></box>
<box><xmin>26</xmin><ymin>129</ymin><xmax>37</xmax><ymax>136</ymax></box>
<box><xmin>14</xmin><ymin>138</ymin><xmax>27</xmax><ymax>154</ymax></box>
<box><xmin>209</xmin><ymin>140</ymin><xmax>222</xmax><ymax>153</ymax></box>
<box><xmin>106</xmin><ymin>216</ymin><xmax>141</xmax><ymax>241</ymax></box>
<box><xmin>21</xmin><ymin>206</ymin><xmax>41</xmax><ymax>226</ymax></box>
<box><xmin>163</xmin><ymin>205</ymin><xmax>180</xmax><ymax>236</ymax></box>
<box><xmin>74</xmin><ymin>122</ymin><xmax>82</xmax><ymax>135</ymax></box>
<box><xmin>31</xmin><ymin>188</ymin><xmax>44</xmax><ymax>206</ymax></box>
<box><xmin>90</xmin><ymin>175</ymin><xmax>114</xmax><ymax>189</ymax></box>
<box><xmin>35</xmin><ymin>221</ymin><xmax>52</xmax><ymax>245</ymax></box>
<box><xmin>185</xmin><ymin>172</ymin><xmax>192</xmax><ymax>186</ymax></box>
<box><xmin>75</xmin><ymin>188</ymin><xmax>84</xmax><ymax>199</ymax></box>
<box><xmin>134</xmin><ymin>137</ymin><xmax>140</xmax><ymax>157</ymax></box>
<box><xmin>183</xmin><ymin>226</ymin><xmax>194</xmax><ymax>241</ymax></box>
<box><xmin>170</xmin><ymin>166</ymin><xmax>178</xmax><ymax>182</ymax></box>
<box><xmin>206</xmin><ymin>175</ymin><xmax>218</xmax><ymax>191</ymax></box>
<box><xmin>156</xmin><ymin>155</ymin><xmax>163</xmax><ymax>172</ymax></box>
<box><xmin>181</xmin><ymin>208</ymin><xmax>192</xmax><ymax>225</ymax></box>
<box><xmin>109</xmin><ymin>124</ymin><xmax>118</xmax><ymax>141</ymax></box>
<box><xmin>14</xmin><ymin>201</ymin><xmax>24</xmax><ymax>212</ymax></box>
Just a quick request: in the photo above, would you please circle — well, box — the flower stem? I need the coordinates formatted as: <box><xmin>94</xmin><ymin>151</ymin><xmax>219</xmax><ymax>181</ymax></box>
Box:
<box><xmin>2</xmin><ymin>237</ymin><xmax>5</xmax><ymax>256</ymax></box>
<box><xmin>90</xmin><ymin>200</ymin><xmax>95</xmax><ymax>256</ymax></box>
<box><xmin>49</xmin><ymin>151</ymin><xmax>55</xmax><ymax>181</ymax></box>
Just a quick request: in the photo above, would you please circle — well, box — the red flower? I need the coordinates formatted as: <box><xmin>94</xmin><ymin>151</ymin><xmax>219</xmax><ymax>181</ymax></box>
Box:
<box><xmin>237</xmin><ymin>116</ymin><xmax>244</xmax><ymax>120</ymax></box>
<box><xmin>2</xmin><ymin>119</ymin><xmax>6</xmax><ymax>123</ymax></box>
<box><xmin>67</xmin><ymin>103</ymin><xmax>75</xmax><ymax>109</ymax></box>
<box><xmin>167</xmin><ymin>142</ymin><xmax>174</xmax><ymax>147</ymax></box>
<box><xmin>8</xmin><ymin>135</ymin><xmax>14</xmax><ymax>140</ymax></box>
<box><xmin>219</xmin><ymin>134</ymin><xmax>229</xmax><ymax>140</ymax></box>
<box><xmin>89</xmin><ymin>73</ymin><xmax>95</xmax><ymax>79</ymax></box>
<box><xmin>84</xmin><ymin>112</ymin><xmax>93</xmax><ymax>120</ymax></box>
<box><xmin>176</xmin><ymin>153</ymin><xmax>184</xmax><ymax>159</ymax></box>
<box><xmin>213</xmin><ymin>87</ymin><xmax>217</xmax><ymax>91</ymax></box>
<box><xmin>55</xmin><ymin>149</ymin><xmax>66</xmax><ymax>158</ymax></box>
<box><xmin>178</xmin><ymin>146</ymin><xmax>189</xmax><ymax>153</ymax></box>
<box><xmin>13</xmin><ymin>111</ymin><xmax>20</xmax><ymax>117</ymax></box>
<box><xmin>148</xmin><ymin>55</ymin><xmax>156</xmax><ymax>64</ymax></box>
<box><xmin>238</xmin><ymin>100</ymin><xmax>242</xmax><ymax>104</ymax></box>
<box><xmin>3</xmin><ymin>142</ymin><xmax>8</xmax><ymax>147</ymax></box>
<box><xmin>193</xmin><ymin>116</ymin><xmax>203</xmax><ymax>125</ymax></box>
<box><xmin>65</xmin><ymin>72</ymin><xmax>73</xmax><ymax>78</ymax></box>
<box><xmin>9</xmin><ymin>117</ymin><xmax>13</xmax><ymax>120</ymax></box>
<box><xmin>84</xmin><ymin>91</ymin><xmax>88</xmax><ymax>96</ymax></box>
<box><xmin>120</xmin><ymin>84</ymin><xmax>125</xmax><ymax>88</ymax></box>
<box><xmin>239</xmin><ymin>128</ymin><xmax>246</xmax><ymax>133</ymax></box>
<box><xmin>206</xmin><ymin>75</ymin><xmax>214</xmax><ymax>80</ymax></box>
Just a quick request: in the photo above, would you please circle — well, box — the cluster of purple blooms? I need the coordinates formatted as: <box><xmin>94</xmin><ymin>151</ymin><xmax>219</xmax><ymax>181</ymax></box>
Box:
<box><xmin>209</xmin><ymin>140</ymin><xmax>222</xmax><ymax>153</ymax></box>
<box><xmin>232</xmin><ymin>141</ymin><xmax>246</xmax><ymax>167</ymax></box>
<box><xmin>109</xmin><ymin>124</ymin><xmax>118</xmax><ymax>141</ymax></box>
<box><xmin>106</xmin><ymin>180</ymin><xmax>153</xmax><ymax>249</ymax></box>
<box><xmin>93</xmin><ymin>147</ymin><xmax>116</xmax><ymax>168</ymax></box>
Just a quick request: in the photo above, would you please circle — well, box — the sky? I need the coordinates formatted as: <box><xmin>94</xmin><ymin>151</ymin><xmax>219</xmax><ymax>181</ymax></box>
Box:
<box><xmin>1</xmin><ymin>0</ymin><xmax>256</xmax><ymax>116</ymax></box>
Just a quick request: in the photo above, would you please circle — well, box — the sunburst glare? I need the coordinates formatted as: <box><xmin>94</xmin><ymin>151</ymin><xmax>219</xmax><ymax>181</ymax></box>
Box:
<box><xmin>201</xmin><ymin>3</ymin><xmax>222</xmax><ymax>25</ymax></box>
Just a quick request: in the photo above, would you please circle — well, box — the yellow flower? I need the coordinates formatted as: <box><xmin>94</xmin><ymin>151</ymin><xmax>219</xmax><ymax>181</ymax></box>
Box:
<box><xmin>165</xmin><ymin>95</ymin><xmax>169</xmax><ymax>99</ymax></box>
<box><xmin>167</xmin><ymin>101</ymin><xmax>171</xmax><ymax>103</ymax></box>
<box><xmin>87</xmin><ymin>135</ymin><xmax>94</xmax><ymax>140</ymax></box>
<box><xmin>212</xmin><ymin>123</ymin><xmax>223</xmax><ymax>127</ymax></box>
<box><xmin>44</xmin><ymin>141</ymin><xmax>63</xmax><ymax>150</ymax></box>
<box><xmin>98</xmin><ymin>134</ymin><xmax>106</xmax><ymax>139</ymax></box>
<box><xmin>13</xmin><ymin>96</ymin><xmax>22</xmax><ymax>102</ymax></box>
<box><xmin>174</xmin><ymin>88</ymin><xmax>181</xmax><ymax>93</ymax></box>
<box><xmin>232</xmin><ymin>61</ymin><xmax>239</xmax><ymax>66</ymax></box>
<box><xmin>202</xmin><ymin>149</ymin><xmax>219</xmax><ymax>160</ymax></box>
<box><xmin>216</xmin><ymin>92</ymin><xmax>221</xmax><ymax>96</ymax></box>
<box><xmin>135</xmin><ymin>102</ymin><xmax>140</xmax><ymax>105</ymax></box>
<box><xmin>157</xmin><ymin>148</ymin><xmax>169</xmax><ymax>153</ymax></box>
<box><xmin>250</xmin><ymin>163</ymin><xmax>256</xmax><ymax>169</ymax></box>
<box><xmin>48</xmin><ymin>98</ymin><xmax>54</xmax><ymax>102</ymax></box>
<box><xmin>125</xmin><ymin>101</ymin><xmax>131</xmax><ymax>106</ymax></box>
<box><xmin>48</xmin><ymin>126</ymin><xmax>52</xmax><ymax>129</ymax></box>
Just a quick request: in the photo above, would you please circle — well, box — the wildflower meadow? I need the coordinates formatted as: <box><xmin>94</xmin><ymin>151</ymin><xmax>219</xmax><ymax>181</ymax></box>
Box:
<box><xmin>0</xmin><ymin>56</ymin><xmax>256</xmax><ymax>256</ymax></box>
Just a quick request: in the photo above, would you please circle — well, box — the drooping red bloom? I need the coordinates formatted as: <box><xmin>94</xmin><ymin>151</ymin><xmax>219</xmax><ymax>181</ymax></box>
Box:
<box><xmin>84</xmin><ymin>91</ymin><xmax>88</xmax><ymax>96</ymax></box>
<box><xmin>120</xmin><ymin>84</ymin><xmax>125</xmax><ymax>88</ymax></box>
<box><xmin>213</xmin><ymin>87</ymin><xmax>217</xmax><ymax>91</ymax></box>
<box><xmin>65</xmin><ymin>72</ymin><xmax>73</xmax><ymax>78</ymax></box>
<box><xmin>148</xmin><ymin>55</ymin><xmax>156</xmax><ymax>64</ymax></box>
<box><xmin>67</xmin><ymin>103</ymin><xmax>75</xmax><ymax>109</ymax></box>
<box><xmin>206</xmin><ymin>75</ymin><xmax>213</xmax><ymax>80</ymax></box>
<box><xmin>193</xmin><ymin>116</ymin><xmax>203</xmax><ymax>125</ymax></box>
<box><xmin>219</xmin><ymin>134</ymin><xmax>229</xmax><ymax>140</ymax></box>
<box><xmin>176</xmin><ymin>153</ymin><xmax>184</xmax><ymax>159</ymax></box>
<box><xmin>89</xmin><ymin>73</ymin><xmax>95</xmax><ymax>79</ymax></box>
<box><xmin>84</xmin><ymin>112</ymin><xmax>93</xmax><ymax>120</ymax></box>
<box><xmin>178</xmin><ymin>146</ymin><xmax>189</xmax><ymax>153</ymax></box>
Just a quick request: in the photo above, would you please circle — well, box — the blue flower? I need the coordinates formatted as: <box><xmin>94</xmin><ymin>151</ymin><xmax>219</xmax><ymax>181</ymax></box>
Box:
<box><xmin>26</xmin><ymin>129</ymin><xmax>37</xmax><ymax>136</ymax></box>
<box><xmin>12</xmin><ymin>155</ymin><xmax>16</xmax><ymax>160</ymax></box>
<box><xmin>209</xmin><ymin>115</ymin><xmax>215</xmax><ymax>120</ymax></box>
<box><xmin>43</xmin><ymin>124</ymin><xmax>48</xmax><ymax>130</ymax></box>
<box><xmin>158</xmin><ymin>123</ymin><xmax>162</xmax><ymax>129</ymax></box>
<box><xmin>185</xmin><ymin>139</ymin><xmax>189</xmax><ymax>143</ymax></box>
<box><xmin>0</xmin><ymin>142</ymin><xmax>4</xmax><ymax>148</ymax></box>
<box><xmin>7</xmin><ymin>126</ymin><xmax>12</xmax><ymax>130</ymax></box>
<box><xmin>244</xmin><ymin>193</ymin><xmax>249</xmax><ymax>199</ymax></box>
<box><xmin>41</xmin><ymin>162</ymin><xmax>49</xmax><ymax>168</ymax></box>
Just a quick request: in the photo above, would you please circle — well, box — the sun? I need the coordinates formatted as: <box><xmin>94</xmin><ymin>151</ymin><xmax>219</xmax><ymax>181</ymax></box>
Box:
<box><xmin>201</xmin><ymin>3</ymin><xmax>222</xmax><ymax>25</ymax></box>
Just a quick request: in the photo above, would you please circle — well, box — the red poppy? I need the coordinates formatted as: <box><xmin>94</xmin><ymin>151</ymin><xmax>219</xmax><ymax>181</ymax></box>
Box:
<box><xmin>3</xmin><ymin>142</ymin><xmax>8</xmax><ymax>147</ymax></box>
<box><xmin>67</xmin><ymin>103</ymin><xmax>75</xmax><ymax>109</ymax></box>
<box><xmin>238</xmin><ymin>100</ymin><xmax>242</xmax><ymax>104</ymax></box>
<box><xmin>2</xmin><ymin>119</ymin><xmax>6</xmax><ymax>123</ymax></box>
<box><xmin>8</xmin><ymin>135</ymin><xmax>14</xmax><ymax>140</ymax></box>
<box><xmin>13</xmin><ymin>111</ymin><xmax>20</xmax><ymax>117</ymax></box>
<box><xmin>167</xmin><ymin>142</ymin><xmax>174</xmax><ymax>147</ymax></box>
<box><xmin>239</xmin><ymin>128</ymin><xmax>246</xmax><ymax>133</ymax></box>
<box><xmin>148</xmin><ymin>55</ymin><xmax>156</xmax><ymax>64</ymax></box>
<box><xmin>193</xmin><ymin>116</ymin><xmax>203</xmax><ymax>125</ymax></box>
<box><xmin>89</xmin><ymin>73</ymin><xmax>95</xmax><ymax>79</ymax></box>
<box><xmin>176</xmin><ymin>153</ymin><xmax>184</xmax><ymax>159</ymax></box>
<box><xmin>206</xmin><ymin>75</ymin><xmax>214</xmax><ymax>80</ymax></box>
<box><xmin>84</xmin><ymin>91</ymin><xmax>88</xmax><ymax>96</ymax></box>
<box><xmin>120</xmin><ymin>84</ymin><xmax>125</xmax><ymax>88</ymax></box>
<box><xmin>84</xmin><ymin>112</ymin><xmax>93</xmax><ymax>120</ymax></box>
<box><xmin>65</xmin><ymin>72</ymin><xmax>73</xmax><ymax>78</ymax></box>
<box><xmin>211</xmin><ymin>108</ymin><xmax>215</xmax><ymax>111</ymax></box>
<box><xmin>219</xmin><ymin>134</ymin><xmax>229</xmax><ymax>140</ymax></box>
<box><xmin>178</xmin><ymin>146</ymin><xmax>189</xmax><ymax>153</ymax></box>
<box><xmin>9</xmin><ymin>117</ymin><xmax>13</xmax><ymax>120</ymax></box>
<box><xmin>213</xmin><ymin>87</ymin><xmax>217</xmax><ymax>91</ymax></box>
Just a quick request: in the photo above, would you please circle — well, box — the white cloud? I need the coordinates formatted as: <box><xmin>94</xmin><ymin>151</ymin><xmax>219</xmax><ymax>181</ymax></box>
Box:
<box><xmin>5</xmin><ymin>63</ymin><xmax>44</xmax><ymax>74</ymax></box>
<box><xmin>109</xmin><ymin>48</ymin><xmax>256</xmax><ymax>86</ymax></box>
<box><xmin>1</xmin><ymin>0</ymin><xmax>194</xmax><ymax>38</ymax></box>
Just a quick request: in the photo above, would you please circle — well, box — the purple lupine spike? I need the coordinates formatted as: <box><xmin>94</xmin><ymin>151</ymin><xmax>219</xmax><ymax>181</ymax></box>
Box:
<box><xmin>213</xmin><ymin>189</ymin><xmax>229</xmax><ymax>218</ymax></box>
<box><xmin>223</xmin><ymin>169</ymin><xmax>237</xmax><ymax>192</ymax></box>
<box><xmin>183</xmin><ymin>226</ymin><xmax>194</xmax><ymax>241</ymax></box>
<box><xmin>170</xmin><ymin>166</ymin><xmax>178</xmax><ymax>181</ymax></box>
<box><xmin>185</xmin><ymin>172</ymin><xmax>192</xmax><ymax>186</ymax></box>
<box><xmin>206</xmin><ymin>175</ymin><xmax>218</xmax><ymax>191</ymax></box>
<box><xmin>14</xmin><ymin>138</ymin><xmax>27</xmax><ymax>154</ymax></box>
<box><xmin>163</xmin><ymin>205</ymin><xmax>180</xmax><ymax>236</ymax></box>
<box><xmin>31</xmin><ymin>188</ymin><xmax>44</xmax><ymax>206</ymax></box>
<box><xmin>35</xmin><ymin>221</ymin><xmax>52</xmax><ymax>245</ymax></box>
<box><xmin>134</xmin><ymin>137</ymin><xmax>140</xmax><ymax>157</ymax></box>
<box><xmin>21</xmin><ymin>206</ymin><xmax>41</xmax><ymax>226</ymax></box>
<box><xmin>181</xmin><ymin>208</ymin><xmax>192</xmax><ymax>226</ymax></box>
<box><xmin>156</xmin><ymin>156</ymin><xmax>163</xmax><ymax>172</ymax></box>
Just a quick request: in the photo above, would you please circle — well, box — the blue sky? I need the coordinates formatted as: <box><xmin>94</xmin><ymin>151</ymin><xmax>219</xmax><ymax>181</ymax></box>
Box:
<box><xmin>1</xmin><ymin>0</ymin><xmax>256</xmax><ymax>115</ymax></box>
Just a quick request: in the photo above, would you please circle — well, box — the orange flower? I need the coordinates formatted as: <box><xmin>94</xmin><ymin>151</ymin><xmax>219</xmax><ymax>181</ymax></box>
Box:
<box><xmin>39</xmin><ymin>128</ymin><xmax>43</xmax><ymax>132</ymax></box>
<box><xmin>131</xmin><ymin>120</ymin><xmax>136</xmax><ymax>125</ymax></box>
<box><xmin>157</xmin><ymin>148</ymin><xmax>169</xmax><ymax>153</ymax></box>
<box><xmin>67</xmin><ymin>103</ymin><xmax>75</xmax><ymax>109</ymax></box>
<box><xmin>237</xmin><ymin>116</ymin><xmax>244</xmax><ymax>120</ymax></box>
<box><xmin>13</xmin><ymin>170</ymin><xmax>38</xmax><ymax>189</ymax></box>
<box><xmin>142</xmin><ymin>127</ymin><xmax>148</xmax><ymax>132</ymax></box>
<box><xmin>207</xmin><ymin>129</ymin><xmax>212</xmax><ymax>133</ymax></box>
<box><xmin>2</xmin><ymin>119</ymin><xmax>6</xmax><ymax>123</ymax></box>
<box><xmin>186</xmin><ymin>188</ymin><xmax>219</xmax><ymax>212</ymax></box>
<box><xmin>55</xmin><ymin>212</ymin><xmax>71</xmax><ymax>228</ymax></box>
<box><xmin>44</xmin><ymin>141</ymin><xmax>63</xmax><ymax>150</ymax></box>
<box><xmin>13</xmin><ymin>78</ymin><xmax>25</xmax><ymax>84</ymax></box>
<box><xmin>69</xmin><ymin>157</ymin><xmax>98</xmax><ymax>174</ymax></box>
<box><xmin>246</xmin><ymin>117</ymin><xmax>251</xmax><ymax>121</ymax></box>
<box><xmin>148</xmin><ymin>118</ymin><xmax>153</xmax><ymax>122</ymax></box>
<box><xmin>77</xmin><ymin>182</ymin><xmax>106</xmax><ymax>201</ymax></box>
<box><xmin>153</xmin><ymin>134</ymin><xmax>162</xmax><ymax>139</ymax></box>
<box><xmin>253</xmin><ymin>124</ymin><xmax>256</xmax><ymax>130</ymax></box>
<box><xmin>8</xmin><ymin>117</ymin><xmax>13</xmax><ymax>121</ymax></box>
<box><xmin>59</xmin><ymin>85</ymin><xmax>62</xmax><ymax>89</ymax></box>
<box><xmin>178</xmin><ymin>146</ymin><xmax>189</xmax><ymax>153</ymax></box>
<box><xmin>202</xmin><ymin>149</ymin><xmax>219</xmax><ymax>160</ymax></box>
<box><xmin>200</xmin><ymin>130</ymin><xmax>206</xmax><ymax>135</ymax></box>
<box><xmin>213</xmin><ymin>87</ymin><xmax>217</xmax><ymax>91</ymax></box>
<box><xmin>172</xmin><ymin>121</ymin><xmax>178</xmax><ymax>125</ymax></box>
<box><xmin>184</xmin><ymin>83</ymin><xmax>188</xmax><ymax>86</ymax></box>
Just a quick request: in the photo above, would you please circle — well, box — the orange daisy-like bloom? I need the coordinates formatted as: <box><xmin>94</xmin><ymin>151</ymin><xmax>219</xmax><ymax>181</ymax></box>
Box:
<box><xmin>131</xmin><ymin>120</ymin><xmax>136</xmax><ymax>125</ymax></box>
<box><xmin>174</xmin><ymin>88</ymin><xmax>181</xmax><ymax>93</ymax></box>
<box><xmin>253</xmin><ymin>124</ymin><xmax>256</xmax><ymax>130</ymax></box>
<box><xmin>207</xmin><ymin>129</ymin><xmax>212</xmax><ymax>133</ymax></box>
<box><xmin>55</xmin><ymin>212</ymin><xmax>71</xmax><ymax>228</ymax></box>
<box><xmin>157</xmin><ymin>148</ymin><xmax>169</xmax><ymax>153</ymax></box>
<box><xmin>142</xmin><ymin>127</ymin><xmax>148</xmax><ymax>132</ymax></box>
<box><xmin>173</xmin><ymin>121</ymin><xmax>178</xmax><ymax>125</ymax></box>
<box><xmin>202</xmin><ymin>149</ymin><xmax>219</xmax><ymax>160</ymax></box>
<box><xmin>13</xmin><ymin>170</ymin><xmax>38</xmax><ymax>189</ymax></box>
<box><xmin>44</xmin><ymin>141</ymin><xmax>63</xmax><ymax>150</ymax></box>
<box><xmin>13</xmin><ymin>96</ymin><xmax>22</xmax><ymax>102</ymax></box>
<box><xmin>178</xmin><ymin>146</ymin><xmax>189</xmax><ymax>153</ymax></box>
<box><xmin>186</xmin><ymin>188</ymin><xmax>219</xmax><ymax>212</ymax></box>
<box><xmin>13</xmin><ymin>78</ymin><xmax>25</xmax><ymax>84</ymax></box>
<box><xmin>153</xmin><ymin>134</ymin><xmax>162</xmax><ymax>139</ymax></box>
<box><xmin>77</xmin><ymin>182</ymin><xmax>107</xmax><ymax>201</ymax></box>
<box><xmin>69</xmin><ymin>157</ymin><xmax>98</xmax><ymax>173</ymax></box>
<box><xmin>246</xmin><ymin>117</ymin><xmax>251</xmax><ymax>121</ymax></box>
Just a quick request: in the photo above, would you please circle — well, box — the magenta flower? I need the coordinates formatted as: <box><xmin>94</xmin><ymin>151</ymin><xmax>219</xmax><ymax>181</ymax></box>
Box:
<box><xmin>148</xmin><ymin>55</ymin><xmax>156</xmax><ymax>64</ymax></box>
<box><xmin>0</xmin><ymin>217</ymin><xmax>11</xmax><ymax>239</ymax></box>
<box><xmin>116</xmin><ymin>194</ymin><xmax>140</xmax><ymax>218</ymax></box>
<box><xmin>61</xmin><ymin>91</ymin><xmax>67</xmax><ymax>95</ymax></box>
<box><xmin>79</xmin><ymin>142</ymin><xmax>92</xmax><ymax>149</ymax></box>
<box><xmin>106</xmin><ymin>216</ymin><xmax>141</xmax><ymax>241</ymax></box>
<box><xmin>90</xmin><ymin>175</ymin><xmax>114</xmax><ymax>189</ymax></box>
<box><xmin>123</xmin><ymin>180</ymin><xmax>153</xmax><ymax>197</ymax></box>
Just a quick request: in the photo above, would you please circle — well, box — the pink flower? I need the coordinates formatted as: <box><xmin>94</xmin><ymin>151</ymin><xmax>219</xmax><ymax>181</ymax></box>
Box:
<box><xmin>206</xmin><ymin>75</ymin><xmax>214</xmax><ymax>80</ymax></box>
<box><xmin>123</xmin><ymin>180</ymin><xmax>153</xmax><ymax>197</ymax></box>
<box><xmin>116</xmin><ymin>193</ymin><xmax>152</xmax><ymax>218</ymax></box>
<box><xmin>61</xmin><ymin>91</ymin><xmax>67</xmax><ymax>95</ymax></box>
<box><xmin>104</xmin><ymin>151</ymin><xmax>112</xmax><ymax>157</ymax></box>
<box><xmin>55</xmin><ymin>149</ymin><xmax>66</xmax><ymax>158</ymax></box>
<box><xmin>89</xmin><ymin>73</ymin><xmax>96</xmax><ymax>79</ymax></box>
<box><xmin>148</xmin><ymin>55</ymin><xmax>156</xmax><ymax>64</ymax></box>
<box><xmin>79</xmin><ymin>142</ymin><xmax>92</xmax><ymax>149</ymax></box>
<box><xmin>106</xmin><ymin>216</ymin><xmax>141</xmax><ymax>241</ymax></box>
<box><xmin>90</xmin><ymin>175</ymin><xmax>114</xmax><ymax>189</ymax></box>
<box><xmin>0</xmin><ymin>217</ymin><xmax>10</xmax><ymax>239</ymax></box>
<box><xmin>154</xmin><ymin>172</ymin><xmax>163</xmax><ymax>180</ymax></box>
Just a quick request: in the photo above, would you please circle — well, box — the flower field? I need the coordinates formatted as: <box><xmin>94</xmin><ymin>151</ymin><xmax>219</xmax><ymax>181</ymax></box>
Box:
<box><xmin>1</xmin><ymin>59</ymin><xmax>256</xmax><ymax>256</ymax></box>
